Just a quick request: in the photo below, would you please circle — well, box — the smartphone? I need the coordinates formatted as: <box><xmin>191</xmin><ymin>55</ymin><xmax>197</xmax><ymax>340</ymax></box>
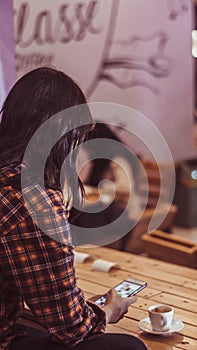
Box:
<box><xmin>94</xmin><ymin>278</ymin><xmax>147</xmax><ymax>307</ymax></box>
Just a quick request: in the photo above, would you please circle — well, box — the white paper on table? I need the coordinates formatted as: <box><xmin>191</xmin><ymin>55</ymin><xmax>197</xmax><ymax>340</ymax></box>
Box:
<box><xmin>91</xmin><ymin>259</ymin><xmax>120</xmax><ymax>272</ymax></box>
<box><xmin>74</xmin><ymin>251</ymin><xmax>93</xmax><ymax>263</ymax></box>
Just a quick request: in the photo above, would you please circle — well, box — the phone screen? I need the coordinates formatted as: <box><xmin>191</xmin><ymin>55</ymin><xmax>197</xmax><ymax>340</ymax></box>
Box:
<box><xmin>94</xmin><ymin>279</ymin><xmax>147</xmax><ymax>307</ymax></box>
<box><xmin>114</xmin><ymin>280</ymin><xmax>144</xmax><ymax>297</ymax></box>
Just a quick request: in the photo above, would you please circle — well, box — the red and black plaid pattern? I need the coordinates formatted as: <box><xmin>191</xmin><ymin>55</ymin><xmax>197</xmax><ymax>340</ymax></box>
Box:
<box><xmin>0</xmin><ymin>166</ymin><xmax>106</xmax><ymax>349</ymax></box>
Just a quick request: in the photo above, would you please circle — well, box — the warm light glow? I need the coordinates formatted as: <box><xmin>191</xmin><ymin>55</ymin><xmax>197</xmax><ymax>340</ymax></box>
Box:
<box><xmin>192</xmin><ymin>30</ymin><xmax>197</xmax><ymax>57</ymax></box>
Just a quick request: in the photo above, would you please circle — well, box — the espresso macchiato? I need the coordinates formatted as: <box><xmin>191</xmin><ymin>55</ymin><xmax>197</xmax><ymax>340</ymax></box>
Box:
<box><xmin>151</xmin><ymin>306</ymin><xmax>172</xmax><ymax>313</ymax></box>
<box><xmin>148</xmin><ymin>304</ymin><xmax>174</xmax><ymax>331</ymax></box>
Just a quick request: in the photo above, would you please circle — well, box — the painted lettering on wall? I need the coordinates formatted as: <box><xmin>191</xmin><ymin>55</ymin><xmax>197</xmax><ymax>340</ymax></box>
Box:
<box><xmin>15</xmin><ymin>1</ymin><xmax>101</xmax><ymax>47</ymax></box>
<box><xmin>15</xmin><ymin>1</ymin><xmax>103</xmax><ymax>72</ymax></box>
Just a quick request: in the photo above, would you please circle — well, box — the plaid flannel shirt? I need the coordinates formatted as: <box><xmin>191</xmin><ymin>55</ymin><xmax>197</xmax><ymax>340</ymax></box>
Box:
<box><xmin>0</xmin><ymin>165</ymin><xmax>106</xmax><ymax>350</ymax></box>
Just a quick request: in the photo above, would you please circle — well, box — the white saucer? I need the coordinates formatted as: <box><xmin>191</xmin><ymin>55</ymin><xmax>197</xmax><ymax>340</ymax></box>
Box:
<box><xmin>138</xmin><ymin>318</ymin><xmax>184</xmax><ymax>335</ymax></box>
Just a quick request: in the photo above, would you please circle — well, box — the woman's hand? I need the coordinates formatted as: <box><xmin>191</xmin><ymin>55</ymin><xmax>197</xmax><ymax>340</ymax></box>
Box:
<box><xmin>102</xmin><ymin>289</ymin><xmax>137</xmax><ymax>324</ymax></box>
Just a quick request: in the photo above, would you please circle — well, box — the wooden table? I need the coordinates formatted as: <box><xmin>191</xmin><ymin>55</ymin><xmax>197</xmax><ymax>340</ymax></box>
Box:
<box><xmin>75</xmin><ymin>246</ymin><xmax>197</xmax><ymax>350</ymax></box>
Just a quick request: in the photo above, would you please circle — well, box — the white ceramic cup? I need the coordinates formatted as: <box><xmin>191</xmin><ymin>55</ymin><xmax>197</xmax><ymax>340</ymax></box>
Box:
<box><xmin>148</xmin><ymin>304</ymin><xmax>174</xmax><ymax>332</ymax></box>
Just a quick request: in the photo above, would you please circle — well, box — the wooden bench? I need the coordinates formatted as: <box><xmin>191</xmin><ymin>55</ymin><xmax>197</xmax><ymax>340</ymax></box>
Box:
<box><xmin>142</xmin><ymin>230</ymin><xmax>197</xmax><ymax>268</ymax></box>
<box><xmin>121</xmin><ymin>160</ymin><xmax>177</xmax><ymax>254</ymax></box>
<box><xmin>122</xmin><ymin>205</ymin><xmax>177</xmax><ymax>254</ymax></box>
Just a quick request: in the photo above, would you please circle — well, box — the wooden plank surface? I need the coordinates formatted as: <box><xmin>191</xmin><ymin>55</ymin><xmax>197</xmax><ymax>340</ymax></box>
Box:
<box><xmin>75</xmin><ymin>246</ymin><xmax>197</xmax><ymax>350</ymax></box>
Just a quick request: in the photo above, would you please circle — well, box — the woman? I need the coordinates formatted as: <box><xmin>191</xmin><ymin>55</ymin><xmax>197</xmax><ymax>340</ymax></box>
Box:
<box><xmin>0</xmin><ymin>67</ymin><xmax>147</xmax><ymax>350</ymax></box>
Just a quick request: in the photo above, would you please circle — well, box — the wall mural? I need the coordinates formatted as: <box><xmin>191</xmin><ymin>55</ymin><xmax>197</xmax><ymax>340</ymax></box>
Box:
<box><xmin>89</xmin><ymin>30</ymin><xmax>171</xmax><ymax>96</ymax></box>
<box><xmin>167</xmin><ymin>0</ymin><xmax>189</xmax><ymax>20</ymax></box>
<box><xmin>13</xmin><ymin>0</ymin><xmax>196</xmax><ymax>161</ymax></box>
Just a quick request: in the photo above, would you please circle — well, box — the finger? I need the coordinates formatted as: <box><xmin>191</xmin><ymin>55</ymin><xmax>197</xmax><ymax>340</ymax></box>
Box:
<box><xmin>125</xmin><ymin>295</ymin><xmax>137</xmax><ymax>306</ymax></box>
<box><xmin>104</xmin><ymin>290</ymin><xmax>112</xmax><ymax>304</ymax></box>
<box><xmin>107</xmin><ymin>289</ymin><xmax>116</xmax><ymax>300</ymax></box>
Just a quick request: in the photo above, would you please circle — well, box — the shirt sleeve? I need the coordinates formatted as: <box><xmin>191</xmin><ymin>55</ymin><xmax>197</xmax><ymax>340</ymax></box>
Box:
<box><xmin>0</xmin><ymin>186</ymin><xmax>106</xmax><ymax>347</ymax></box>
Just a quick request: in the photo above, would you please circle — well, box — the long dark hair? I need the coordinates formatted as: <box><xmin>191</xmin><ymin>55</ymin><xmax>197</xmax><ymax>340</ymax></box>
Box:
<box><xmin>0</xmin><ymin>67</ymin><xmax>93</xmax><ymax>207</ymax></box>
